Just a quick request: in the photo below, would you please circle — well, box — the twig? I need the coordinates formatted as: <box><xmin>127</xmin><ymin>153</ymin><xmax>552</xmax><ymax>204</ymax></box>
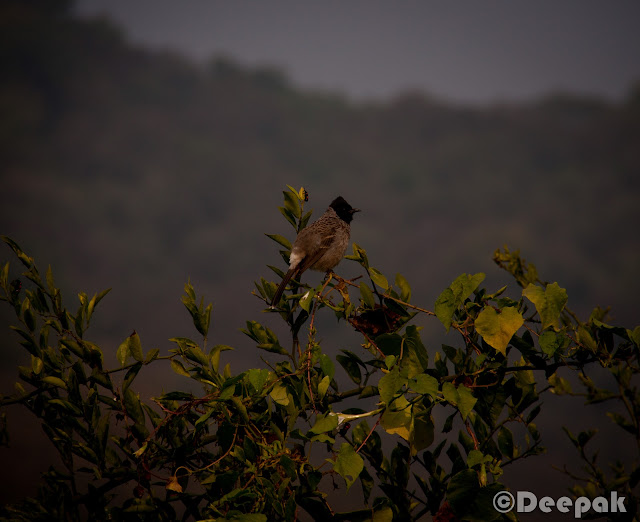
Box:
<box><xmin>465</xmin><ymin>419</ymin><xmax>480</xmax><ymax>450</ymax></box>
<box><xmin>355</xmin><ymin>418</ymin><xmax>381</xmax><ymax>453</ymax></box>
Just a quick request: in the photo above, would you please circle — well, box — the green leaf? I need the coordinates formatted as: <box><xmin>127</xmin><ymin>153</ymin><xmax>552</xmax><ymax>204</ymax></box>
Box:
<box><xmin>123</xmin><ymin>388</ymin><xmax>146</xmax><ymax>430</ymax></box>
<box><xmin>265</xmin><ymin>233</ymin><xmax>292</xmax><ymax>250</ymax></box>
<box><xmin>299</xmin><ymin>289</ymin><xmax>314</xmax><ymax>312</ymax></box>
<box><xmin>48</xmin><ymin>399</ymin><xmax>82</xmax><ymax>416</ymax></box>
<box><xmin>318</xmin><ymin>353</ymin><xmax>335</xmax><ymax>379</ymax></box>
<box><xmin>202</xmin><ymin>302</ymin><xmax>212</xmax><ymax>337</ymax></box>
<box><xmin>298</xmin><ymin>209</ymin><xmax>313</xmax><ymax>230</ymax></box>
<box><xmin>378</xmin><ymin>366</ymin><xmax>406</xmax><ymax>405</ymax></box>
<box><xmin>411</xmin><ymin>374</ymin><xmax>439</xmax><ymax>398</ymax></box>
<box><xmin>347</xmin><ymin>243</ymin><xmax>370</xmax><ymax>269</ymax></box>
<box><xmin>442</xmin><ymin>383</ymin><xmax>477</xmax><ymax>420</ymax></box>
<box><xmin>283</xmin><ymin>190</ymin><xmax>301</xmax><ymax>219</ymax></box>
<box><xmin>410</xmin><ymin>405</ymin><xmax>434</xmax><ymax>455</ymax></box>
<box><xmin>22</xmin><ymin>298</ymin><xmax>36</xmax><ymax>332</ymax></box>
<box><xmin>466</xmin><ymin>449</ymin><xmax>486</xmax><ymax>468</ymax></box>
<box><xmin>539</xmin><ymin>330</ymin><xmax>563</xmax><ymax>356</ymax></box>
<box><xmin>225</xmin><ymin>515</ymin><xmax>267</xmax><ymax>522</ymax></box>
<box><xmin>166</xmin><ymin>475</ymin><xmax>183</xmax><ymax>493</ymax></box>
<box><xmin>129</xmin><ymin>332</ymin><xmax>143</xmax><ymax>362</ymax></box>
<box><xmin>475</xmin><ymin>306</ymin><xmax>524</xmax><ymax>356</ymax></box>
<box><xmin>194</xmin><ymin>408</ymin><xmax>215</xmax><ymax>430</ymax></box>
<box><xmin>269</xmin><ymin>382</ymin><xmax>290</xmax><ymax>406</ymax></box>
<box><xmin>116</xmin><ymin>340</ymin><xmax>129</xmax><ymax>366</ymax></box>
<box><xmin>45</xmin><ymin>265</ymin><xmax>56</xmax><ymax>295</ymax></box>
<box><xmin>331</xmin><ymin>442</ymin><xmax>364</xmax><ymax>491</ymax></box>
<box><xmin>381</xmin><ymin>395</ymin><xmax>412</xmax><ymax>441</ymax></box>
<box><xmin>548</xmin><ymin>372</ymin><xmax>572</xmax><ymax>395</ymax></box>
<box><xmin>336</xmin><ymin>353</ymin><xmax>362</xmax><ymax>385</ymax></box>
<box><xmin>318</xmin><ymin>375</ymin><xmax>331</xmax><ymax>400</ymax></box>
<box><xmin>170</xmin><ymin>359</ymin><xmax>191</xmax><ymax>378</ymax></box>
<box><xmin>435</xmin><ymin>273</ymin><xmax>485</xmax><ymax>331</ymax></box>
<box><xmin>628</xmin><ymin>326</ymin><xmax>640</xmax><ymax>347</ymax></box>
<box><xmin>401</xmin><ymin>326</ymin><xmax>429</xmax><ymax>378</ymax></box>
<box><xmin>395</xmin><ymin>273</ymin><xmax>411</xmax><ymax>302</ymax></box>
<box><xmin>2</xmin><ymin>236</ymin><xmax>34</xmax><ymax>268</ymax></box>
<box><xmin>123</xmin><ymin>363</ymin><xmax>142</xmax><ymax>393</ymax></box>
<box><xmin>247</xmin><ymin>368</ymin><xmax>270</xmax><ymax>393</ymax></box>
<box><xmin>87</xmin><ymin>288</ymin><xmax>111</xmax><ymax>322</ymax></box>
<box><xmin>42</xmin><ymin>376</ymin><xmax>67</xmax><ymax>390</ymax></box>
<box><xmin>278</xmin><ymin>206</ymin><xmax>297</xmax><ymax>229</ymax></box>
<box><xmin>309</xmin><ymin>413</ymin><xmax>339</xmax><ymax>435</ymax></box>
<box><xmin>577</xmin><ymin>326</ymin><xmax>598</xmax><ymax>352</ymax></box>
<box><xmin>31</xmin><ymin>356</ymin><xmax>43</xmax><ymax>375</ymax></box>
<box><xmin>442</xmin><ymin>381</ymin><xmax>458</xmax><ymax>405</ymax></box>
<box><xmin>359</xmin><ymin>282</ymin><xmax>375</xmax><ymax>308</ymax></box>
<box><xmin>497</xmin><ymin>427</ymin><xmax>514</xmax><ymax>458</ymax></box>
<box><xmin>368</xmin><ymin>267</ymin><xmax>389</xmax><ymax>290</ymax></box>
<box><xmin>257</xmin><ymin>342</ymin><xmax>289</xmax><ymax>356</ymax></box>
<box><xmin>133</xmin><ymin>442</ymin><xmax>148</xmax><ymax>458</ymax></box>
<box><xmin>606</xmin><ymin>412</ymin><xmax>636</xmax><ymax>435</ymax></box>
<box><xmin>145</xmin><ymin>348</ymin><xmax>160</xmax><ymax>364</ymax></box>
<box><xmin>523</xmin><ymin>282</ymin><xmax>568</xmax><ymax>331</ymax></box>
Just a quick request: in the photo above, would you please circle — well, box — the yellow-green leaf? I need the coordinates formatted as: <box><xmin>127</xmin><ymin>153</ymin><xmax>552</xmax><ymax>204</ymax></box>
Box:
<box><xmin>31</xmin><ymin>356</ymin><xmax>43</xmax><ymax>375</ymax></box>
<box><xmin>435</xmin><ymin>273</ymin><xmax>485</xmax><ymax>331</ymax></box>
<box><xmin>166</xmin><ymin>475</ymin><xmax>183</xmax><ymax>493</ymax></box>
<box><xmin>318</xmin><ymin>375</ymin><xmax>331</xmax><ymax>400</ymax></box>
<box><xmin>42</xmin><ymin>376</ymin><xmax>67</xmax><ymax>390</ymax></box>
<box><xmin>269</xmin><ymin>382</ymin><xmax>290</xmax><ymax>406</ymax></box>
<box><xmin>116</xmin><ymin>340</ymin><xmax>129</xmax><ymax>366</ymax></box>
<box><xmin>381</xmin><ymin>395</ymin><xmax>411</xmax><ymax>441</ymax></box>
<box><xmin>442</xmin><ymin>382</ymin><xmax>477</xmax><ymax>420</ymax></box>
<box><xmin>331</xmin><ymin>442</ymin><xmax>364</xmax><ymax>491</ymax></box>
<box><xmin>309</xmin><ymin>413</ymin><xmax>338</xmax><ymax>435</ymax></box>
<box><xmin>395</xmin><ymin>273</ymin><xmax>411</xmax><ymax>302</ymax></box>
<box><xmin>475</xmin><ymin>306</ymin><xmax>524</xmax><ymax>356</ymax></box>
<box><xmin>411</xmin><ymin>373</ymin><xmax>439</xmax><ymax>398</ymax></box>
<box><xmin>129</xmin><ymin>332</ymin><xmax>143</xmax><ymax>362</ymax></box>
<box><xmin>523</xmin><ymin>282</ymin><xmax>568</xmax><ymax>330</ymax></box>
<box><xmin>368</xmin><ymin>267</ymin><xmax>389</xmax><ymax>290</ymax></box>
<box><xmin>170</xmin><ymin>359</ymin><xmax>191</xmax><ymax>378</ymax></box>
<box><xmin>359</xmin><ymin>282</ymin><xmax>375</xmax><ymax>308</ymax></box>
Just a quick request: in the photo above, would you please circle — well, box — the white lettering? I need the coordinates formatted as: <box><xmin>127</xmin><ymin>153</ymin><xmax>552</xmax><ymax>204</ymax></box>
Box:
<box><xmin>517</xmin><ymin>491</ymin><xmax>537</xmax><ymax>513</ymax></box>
<box><xmin>611</xmin><ymin>491</ymin><xmax>626</xmax><ymax>513</ymax></box>
<box><xmin>592</xmin><ymin>497</ymin><xmax>607</xmax><ymax>513</ymax></box>
<box><xmin>556</xmin><ymin>496</ymin><xmax>572</xmax><ymax>513</ymax></box>
<box><xmin>574</xmin><ymin>497</ymin><xmax>590</xmax><ymax>518</ymax></box>
<box><xmin>493</xmin><ymin>490</ymin><xmax>626</xmax><ymax>517</ymax></box>
<box><xmin>539</xmin><ymin>496</ymin><xmax>554</xmax><ymax>513</ymax></box>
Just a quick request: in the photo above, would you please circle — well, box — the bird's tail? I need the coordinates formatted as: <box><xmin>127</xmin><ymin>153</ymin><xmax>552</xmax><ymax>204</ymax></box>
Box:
<box><xmin>270</xmin><ymin>268</ymin><xmax>298</xmax><ymax>308</ymax></box>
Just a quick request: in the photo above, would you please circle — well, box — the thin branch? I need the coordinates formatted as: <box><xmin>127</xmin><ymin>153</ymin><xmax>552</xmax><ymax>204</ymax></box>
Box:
<box><xmin>355</xmin><ymin>418</ymin><xmax>381</xmax><ymax>454</ymax></box>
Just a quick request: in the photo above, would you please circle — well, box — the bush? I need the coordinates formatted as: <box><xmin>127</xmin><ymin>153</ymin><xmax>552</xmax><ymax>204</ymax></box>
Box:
<box><xmin>1</xmin><ymin>187</ymin><xmax>638</xmax><ymax>521</ymax></box>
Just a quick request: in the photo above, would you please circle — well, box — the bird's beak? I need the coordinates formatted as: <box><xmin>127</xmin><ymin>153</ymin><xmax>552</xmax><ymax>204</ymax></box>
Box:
<box><xmin>351</xmin><ymin>208</ymin><xmax>361</xmax><ymax>214</ymax></box>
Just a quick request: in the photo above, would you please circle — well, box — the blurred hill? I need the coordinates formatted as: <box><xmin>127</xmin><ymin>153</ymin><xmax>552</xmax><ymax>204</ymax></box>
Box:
<box><xmin>1</xmin><ymin>0</ymin><xmax>639</xmax><ymax>509</ymax></box>
<box><xmin>2</xmin><ymin>0</ymin><xmax>639</xmax><ymax>355</ymax></box>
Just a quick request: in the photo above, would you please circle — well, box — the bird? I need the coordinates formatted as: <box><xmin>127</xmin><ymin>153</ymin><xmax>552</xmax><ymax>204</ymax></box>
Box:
<box><xmin>270</xmin><ymin>196</ymin><xmax>360</xmax><ymax>308</ymax></box>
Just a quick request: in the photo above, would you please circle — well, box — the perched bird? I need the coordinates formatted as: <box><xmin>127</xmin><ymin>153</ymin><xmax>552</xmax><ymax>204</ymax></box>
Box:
<box><xmin>271</xmin><ymin>196</ymin><xmax>360</xmax><ymax>308</ymax></box>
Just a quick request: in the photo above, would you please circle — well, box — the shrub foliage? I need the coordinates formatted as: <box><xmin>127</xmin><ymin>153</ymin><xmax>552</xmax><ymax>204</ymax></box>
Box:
<box><xmin>1</xmin><ymin>187</ymin><xmax>639</xmax><ymax>521</ymax></box>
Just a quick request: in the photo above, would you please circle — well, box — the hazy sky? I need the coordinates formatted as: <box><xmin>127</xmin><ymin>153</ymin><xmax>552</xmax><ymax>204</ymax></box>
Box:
<box><xmin>74</xmin><ymin>0</ymin><xmax>640</xmax><ymax>104</ymax></box>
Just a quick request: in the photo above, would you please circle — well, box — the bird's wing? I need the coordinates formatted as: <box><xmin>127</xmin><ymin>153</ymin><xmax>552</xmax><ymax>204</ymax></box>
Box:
<box><xmin>296</xmin><ymin>232</ymin><xmax>336</xmax><ymax>274</ymax></box>
<box><xmin>271</xmin><ymin>233</ymin><xmax>335</xmax><ymax>307</ymax></box>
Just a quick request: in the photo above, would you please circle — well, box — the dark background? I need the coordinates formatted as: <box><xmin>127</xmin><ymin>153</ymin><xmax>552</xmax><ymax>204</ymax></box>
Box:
<box><xmin>1</xmin><ymin>1</ymin><xmax>639</xmax><ymax>517</ymax></box>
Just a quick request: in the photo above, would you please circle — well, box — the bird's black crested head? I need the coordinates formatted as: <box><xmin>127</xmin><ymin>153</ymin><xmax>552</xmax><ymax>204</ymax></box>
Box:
<box><xmin>330</xmin><ymin>196</ymin><xmax>360</xmax><ymax>223</ymax></box>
